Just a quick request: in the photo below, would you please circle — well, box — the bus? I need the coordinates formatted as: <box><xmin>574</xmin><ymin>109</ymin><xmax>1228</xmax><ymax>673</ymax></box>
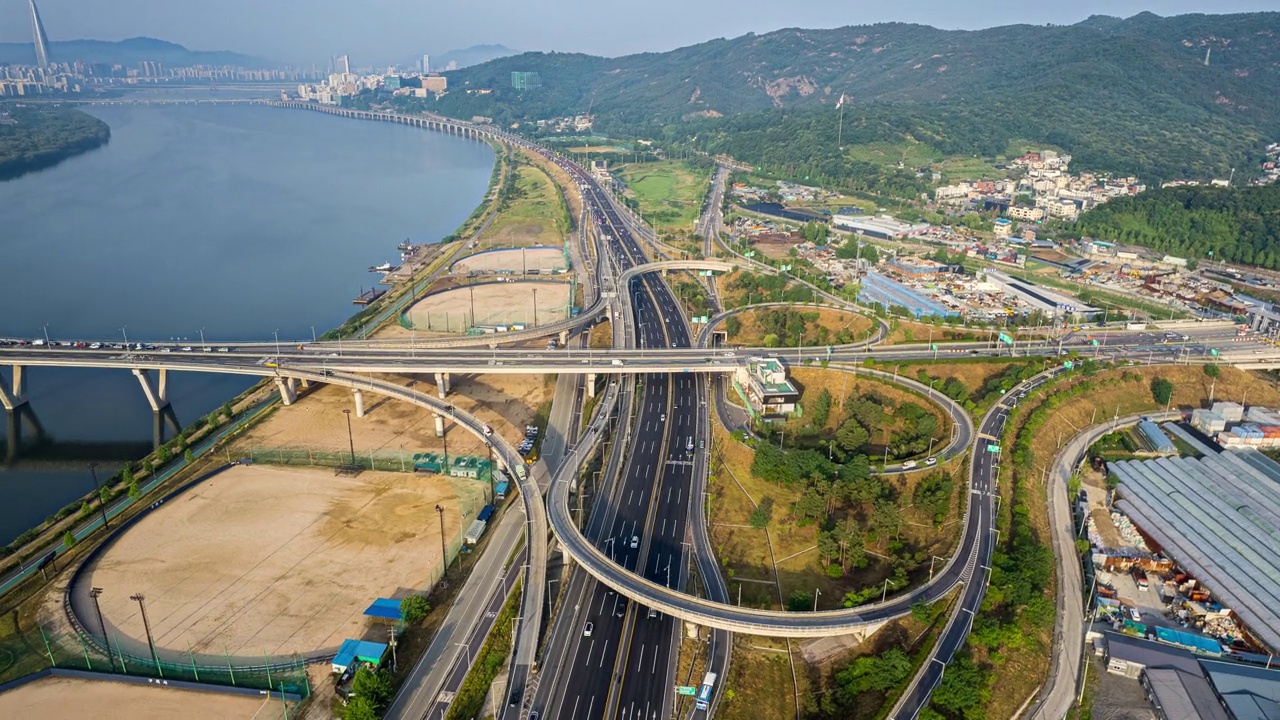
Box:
<box><xmin>695</xmin><ymin>672</ymin><xmax>717</xmax><ymax>711</ymax></box>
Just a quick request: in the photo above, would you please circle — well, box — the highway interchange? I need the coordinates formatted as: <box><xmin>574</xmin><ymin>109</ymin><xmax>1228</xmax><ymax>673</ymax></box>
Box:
<box><xmin>8</xmin><ymin>104</ymin><xmax>1280</xmax><ymax>720</ymax></box>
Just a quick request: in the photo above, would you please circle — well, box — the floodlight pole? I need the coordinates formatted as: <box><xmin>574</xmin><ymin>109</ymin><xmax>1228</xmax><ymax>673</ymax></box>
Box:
<box><xmin>436</xmin><ymin>505</ymin><xmax>447</xmax><ymax>577</ymax></box>
<box><xmin>88</xmin><ymin>462</ymin><xmax>109</xmax><ymax>530</ymax></box>
<box><xmin>130</xmin><ymin>593</ymin><xmax>162</xmax><ymax>676</ymax></box>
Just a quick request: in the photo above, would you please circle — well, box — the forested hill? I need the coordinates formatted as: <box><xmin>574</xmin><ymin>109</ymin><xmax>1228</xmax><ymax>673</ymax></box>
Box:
<box><xmin>433</xmin><ymin>12</ymin><xmax>1280</xmax><ymax>181</ymax></box>
<box><xmin>0</xmin><ymin>106</ymin><xmax>110</xmax><ymax>181</ymax></box>
<box><xmin>1073</xmin><ymin>185</ymin><xmax>1280</xmax><ymax>267</ymax></box>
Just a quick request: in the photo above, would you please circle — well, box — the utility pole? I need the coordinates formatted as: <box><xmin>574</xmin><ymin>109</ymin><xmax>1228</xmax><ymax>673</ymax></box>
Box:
<box><xmin>130</xmin><ymin>593</ymin><xmax>162</xmax><ymax>676</ymax></box>
<box><xmin>435</xmin><ymin>505</ymin><xmax>448</xmax><ymax>583</ymax></box>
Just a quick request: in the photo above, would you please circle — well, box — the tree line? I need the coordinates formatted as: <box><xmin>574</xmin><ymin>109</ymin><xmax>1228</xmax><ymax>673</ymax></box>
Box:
<box><xmin>0</xmin><ymin>105</ymin><xmax>110</xmax><ymax>181</ymax></box>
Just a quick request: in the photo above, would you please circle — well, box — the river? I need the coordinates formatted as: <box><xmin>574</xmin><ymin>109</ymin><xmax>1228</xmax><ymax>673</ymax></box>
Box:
<box><xmin>0</xmin><ymin>103</ymin><xmax>495</xmax><ymax>544</ymax></box>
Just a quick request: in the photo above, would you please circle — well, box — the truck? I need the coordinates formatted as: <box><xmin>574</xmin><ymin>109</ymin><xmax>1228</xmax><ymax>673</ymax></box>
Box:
<box><xmin>611</xmin><ymin>359</ymin><xmax>624</xmax><ymax>366</ymax></box>
<box><xmin>1131</xmin><ymin>566</ymin><xmax>1149</xmax><ymax>592</ymax></box>
<box><xmin>695</xmin><ymin>672</ymin><xmax>717</xmax><ymax>711</ymax></box>
<box><xmin>464</xmin><ymin>519</ymin><xmax>488</xmax><ymax>545</ymax></box>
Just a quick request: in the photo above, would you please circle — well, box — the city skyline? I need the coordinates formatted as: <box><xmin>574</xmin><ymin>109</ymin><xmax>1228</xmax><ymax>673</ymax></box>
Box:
<box><xmin>0</xmin><ymin>0</ymin><xmax>1277</xmax><ymax>67</ymax></box>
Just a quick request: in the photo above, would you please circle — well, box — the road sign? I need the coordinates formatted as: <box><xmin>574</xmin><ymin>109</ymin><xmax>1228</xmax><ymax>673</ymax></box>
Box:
<box><xmin>676</xmin><ymin>686</ymin><xmax>698</xmax><ymax>696</ymax></box>
<box><xmin>931</xmin><ymin>344</ymin><xmax>938</xmax><ymax>351</ymax></box>
<box><xmin>997</xmin><ymin>333</ymin><xmax>1013</xmax><ymax>345</ymax></box>
<box><xmin>1091</xmin><ymin>339</ymin><xmax>1099</xmax><ymax>346</ymax></box>
<box><xmin>987</xmin><ymin>444</ymin><xmax>1001</xmax><ymax>453</ymax></box>
<box><xmin>1211</xmin><ymin>348</ymin><xmax>1220</xmax><ymax>357</ymax></box>
<box><xmin>779</xmin><ymin>264</ymin><xmax>793</xmax><ymax>272</ymax></box>
<box><xmin>1063</xmin><ymin>361</ymin><xmax>1074</xmax><ymax>370</ymax></box>
<box><xmin>744</xmin><ymin>251</ymin><xmax>756</xmax><ymax>258</ymax></box>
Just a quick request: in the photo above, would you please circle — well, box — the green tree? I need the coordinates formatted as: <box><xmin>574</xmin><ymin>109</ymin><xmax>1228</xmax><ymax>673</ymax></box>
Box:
<box><xmin>79</xmin><ymin>501</ymin><xmax>92</xmax><ymax>518</ymax></box>
<box><xmin>809</xmin><ymin>388</ymin><xmax>833</xmax><ymax>427</ymax></box>
<box><xmin>63</xmin><ymin>530</ymin><xmax>76</xmax><ymax>548</ymax></box>
<box><xmin>351</xmin><ymin>666</ymin><xmax>393</xmax><ymax>714</ymax></box>
<box><xmin>836</xmin><ymin>648</ymin><xmax>912</xmax><ymax>695</ymax></box>
<box><xmin>184</xmin><ymin>449</ymin><xmax>195</xmax><ymax>464</ymax></box>
<box><xmin>222</xmin><ymin>401</ymin><xmax>234</xmax><ymax>419</ymax></box>
<box><xmin>836</xmin><ymin>419</ymin><xmax>870</xmax><ymax>453</ymax></box>
<box><xmin>724</xmin><ymin>315</ymin><xmax>742</xmax><ymax>336</ymax></box>
<box><xmin>341</xmin><ymin>696</ymin><xmax>380</xmax><ymax>720</ymax></box>
<box><xmin>400</xmin><ymin>595</ymin><xmax>431</xmax><ymax>624</ymax></box>
<box><xmin>1203</xmin><ymin>363</ymin><xmax>1221</xmax><ymax>378</ymax></box>
<box><xmin>931</xmin><ymin>653</ymin><xmax>989</xmax><ymax>715</ymax></box>
<box><xmin>1150</xmin><ymin>377</ymin><xmax>1175</xmax><ymax>406</ymax></box>
<box><xmin>762</xmin><ymin>333</ymin><xmax>780</xmax><ymax>348</ymax></box>
<box><xmin>156</xmin><ymin>445</ymin><xmax>172</xmax><ymax>464</ymax></box>
<box><xmin>121</xmin><ymin>464</ymin><xmax>134</xmax><ymax>485</ymax></box>
<box><xmin>128</xmin><ymin>479</ymin><xmax>141</xmax><ymax>501</ymax></box>
<box><xmin>910</xmin><ymin>600</ymin><xmax>931</xmax><ymax>623</ymax></box>
<box><xmin>749</xmin><ymin>496</ymin><xmax>775</xmax><ymax>529</ymax></box>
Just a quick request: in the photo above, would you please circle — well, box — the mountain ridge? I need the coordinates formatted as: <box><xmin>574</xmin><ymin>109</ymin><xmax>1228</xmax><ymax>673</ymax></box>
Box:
<box><xmin>426</xmin><ymin>12</ymin><xmax>1280</xmax><ymax>181</ymax></box>
<box><xmin>0</xmin><ymin>36</ymin><xmax>270</xmax><ymax>68</ymax></box>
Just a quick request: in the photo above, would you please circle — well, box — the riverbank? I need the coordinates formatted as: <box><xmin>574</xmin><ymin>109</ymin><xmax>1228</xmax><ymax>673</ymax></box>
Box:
<box><xmin>0</xmin><ymin>105</ymin><xmax>110</xmax><ymax>181</ymax></box>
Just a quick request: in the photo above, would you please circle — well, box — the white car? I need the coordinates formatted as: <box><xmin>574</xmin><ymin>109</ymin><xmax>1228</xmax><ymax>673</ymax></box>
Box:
<box><xmin>630</xmin><ymin>535</ymin><xmax>640</xmax><ymax>549</ymax></box>
<box><xmin>583</xmin><ymin>622</ymin><xmax>593</xmax><ymax>637</ymax></box>
<box><xmin>902</xmin><ymin>460</ymin><xmax>918</xmax><ymax>470</ymax></box>
<box><xmin>925</xmin><ymin>457</ymin><xmax>938</xmax><ymax>466</ymax></box>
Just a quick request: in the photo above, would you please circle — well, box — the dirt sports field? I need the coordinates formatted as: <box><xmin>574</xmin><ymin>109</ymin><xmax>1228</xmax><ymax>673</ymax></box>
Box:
<box><xmin>80</xmin><ymin>464</ymin><xmax>480</xmax><ymax>659</ymax></box>
<box><xmin>230</xmin><ymin>376</ymin><xmax>547</xmax><ymax>461</ymax></box>
<box><xmin>0</xmin><ymin>677</ymin><xmax>281</xmax><ymax>719</ymax></box>
<box><xmin>450</xmin><ymin>247</ymin><xmax>566</xmax><ymax>275</ymax></box>
<box><xmin>404</xmin><ymin>280</ymin><xmax>570</xmax><ymax>330</ymax></box>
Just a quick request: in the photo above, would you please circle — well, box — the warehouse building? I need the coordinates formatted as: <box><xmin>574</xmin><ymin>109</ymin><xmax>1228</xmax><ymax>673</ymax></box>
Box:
<box><xmin>1109</xmin><ymin>450</ymin><xmax>1280</xmax><ymax>651</ymax></box>
<box><xmin>983</xmin><ymin>269</ymin><xmax>1103</xmax><ymax>320</ymax></box>
<box><xmin>831</xmin><ymin>213</ymin><xmax>930</xmax><ymax>240</ymax></box>
<box><xmin>858</xmin><ymin>271</ymin><xmax>958</xmax><ymax>319</ymax></box>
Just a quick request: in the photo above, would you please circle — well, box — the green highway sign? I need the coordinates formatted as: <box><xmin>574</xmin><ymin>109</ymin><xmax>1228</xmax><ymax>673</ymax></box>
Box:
<box><xmin>998</xmin><ymin>333</ymin><xmax>1013</xmax><ymax>345</ymax></box>
<box><xmin>931</xmin><ymin>344</ymin><xmax>938</xmax><ymax>351</ymax></box>
<box><xmin>676</xmin><ymin>686</ymin><xmax>698</xmax><ymax>696</ymax></box>
<box><xmin>1211</xmin><ymin>348</ymin><xmax>1220</xmax><ymax>357</ymax></box>
<box><xmin>987</xmin><ymin>444</ymin><xmax>1001</xmax><ymax>453</ymax></box>
<box><xmin>779</xmin><ymin>264</ymin><xmax>793</xmax><ymax>272</ymax></box>
<box><xmin>1091</xmin><ymin>339</ymin><xmax>1099</xmax><ymax>346</ymax></box>
<box><xmin>1063</xmin><ymin>361</ymin><xmax>1075</xmax><ymax>370</ymax></box>
<box><xmin>744</xmin><ymin>251</ymin><xmax>756</xmax><ymax>258</ymax></box>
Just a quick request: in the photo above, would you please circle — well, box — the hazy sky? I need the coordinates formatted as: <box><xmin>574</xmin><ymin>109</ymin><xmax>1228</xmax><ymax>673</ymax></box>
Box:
<box><xmin>2</xmin><ymin>0</ymin><xmax>1274</xmax><ymax>66</ymax></box>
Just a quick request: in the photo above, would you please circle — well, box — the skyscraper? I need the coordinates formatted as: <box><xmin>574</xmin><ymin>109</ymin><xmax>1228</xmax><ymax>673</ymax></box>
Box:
<box><xmin>336</xmin><ymin>55</ymin><xmax>350</xmax><ymax>75</ymax></box>
<box><xmin>29</xmin><ymin>0</ymin><xmax>51</xmax><ymax>68</ymax></box>
<box><xmin>422</xmin><ymin>54</ymin><xmax>430</xmax><ymax>75</ymax></box>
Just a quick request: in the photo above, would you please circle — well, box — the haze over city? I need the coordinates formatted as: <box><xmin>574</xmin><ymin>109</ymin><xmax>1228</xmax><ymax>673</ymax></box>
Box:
<box><xmin>0</xmin><ymin>0</ymin><xmax>1275</xmax><ymax>64</ymax></box>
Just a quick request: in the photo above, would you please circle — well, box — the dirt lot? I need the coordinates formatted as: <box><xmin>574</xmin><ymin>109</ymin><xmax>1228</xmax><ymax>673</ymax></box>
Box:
<box><xmin>450</xmin><ymin>247</ymin><xmax>566</xmax><ymax>275</ymax></box>
<box><xmin>82</xmin><ymin>464</ymin><xmax>480</xmax><ymax>658</ymax></box>
<box><xmin>231</xmin><ymin>374</ymin><xmax>549</xmax><ymax>462</ymax></box>
<box><xmin>727</xmin><ymin>306</ymin><xmax>872</xmax><ymax>347</ymax></box>
<box><xmin>404</xmin><ymin>280</ymin><xmax>571</xmax><ymax>331</ymax></box>
<box><xmin>0</xmin><ymin>677</ymin><xmax>282</xmax><ymax>719</ymax></box>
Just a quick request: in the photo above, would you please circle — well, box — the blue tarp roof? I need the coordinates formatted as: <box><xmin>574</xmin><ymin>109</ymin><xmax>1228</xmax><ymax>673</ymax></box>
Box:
<box><xmin>332</xmin><ymin>639</ymin><xmax>388</xmax><ymax>672</ymax></box>
<box><xmin>363</xmin><ymin>598</ymin><xmax>403</xmax><ymax>621</ymax></box>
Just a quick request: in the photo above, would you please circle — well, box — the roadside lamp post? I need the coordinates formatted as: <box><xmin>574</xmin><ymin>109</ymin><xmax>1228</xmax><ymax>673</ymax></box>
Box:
<box><xmin>120</xmin><ymin>326</ymin><xmax>129</xmax><ymax>350</ymax></box>
<box><xmin>342</xmin><ymin>409</ymin><xmax>355</xmax><ymax>466</ymax></box>
<box><xmin>88</xmin><ymin>462</ymin><xmax>109</xmax><ymax>530</ymax></box>
<box><xmin>455</xmin><ymin>642</ymin><xmax>472</xmax><ymax>668</ymax></box>
<box><xmin>198</xmin><ymin>327</ymin><xmax>206</xmax><ymax>351</ymax></box>
<box><xmin>310</xmin><ymin>326</ymin><xmax>317</xmax><ymax>344</ymax></box>
<box><xmin>813</xmin><ymin>588</ymin><xmax>821</xmax><ymax>612</ymax></box>
<box><xmin>273</xmin><ymin>329</ymin><xmax>281</xmax><ymax>358</ymax></box>
<box><xmin>41</xmin><ymin>324</ymin><xmax>50</xmax><ymax>345</ymax></box>
<box><xmin>130</xmin><ymin>593</ymin><xmax>162</xmax><ymax>675</ymax></box>
<box><xmin>929</xmin><ymin>555</ymin><xmax>946</xmax><ymax>581</ymax></box>
<box><xmin>485</xmin><ymin>442</ymin><xmax>495</xmax><ymax>503</ymax></box>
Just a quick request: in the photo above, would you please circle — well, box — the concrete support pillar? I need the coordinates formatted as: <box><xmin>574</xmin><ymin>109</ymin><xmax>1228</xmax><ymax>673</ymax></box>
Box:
<box><xmin>0</xmin><ymin>365</ymin><xmax>28</xmax><ymax>411</ymax></box>
<box><xmin>586</xmin><ymin>373</ymin><xmax>597</xmax><ymax>399</ymax></box>
<box><xmin>434</xmin><ymin>413</ymin><xmax>445</xmax><ymax>437</ymax></box>
<box><xmin>353</xmin><ymin>389</ymin><xmax>366</xmax><ymax>418</ymax></box>
<box><xmin>443</xmin><ymin>372</ymin><xmax>451</xmax><ymax>394</ymax></box>
<box><xmin>132</xmin><ymin>368</ymin><xmax>170</xmax><ymax>412</ymax></box>
<box><xmin>275</xmin><ymin>377</ymin><xmax>297</xmax><ymax>406</ymax></box>
<box><xmin>435</xmin><ymin>372</ymin><xmax>449</xmax><ymax>399</ymax></box>
<box><xmin>300</xmin><ymin>378</ymin><xmax>310</xmax><ymax>389</ymax></box>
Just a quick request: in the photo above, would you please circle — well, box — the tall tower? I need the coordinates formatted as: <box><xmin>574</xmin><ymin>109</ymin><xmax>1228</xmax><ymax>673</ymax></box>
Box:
<box><xmin>29</xmin><ymin>0</ymin><xmax>51</xmax><ymax>68</ymax></box>
<box><xmin>422</xmin><ymin>54</ymin><xmax>430</xmax><ymax>75</ymax></box>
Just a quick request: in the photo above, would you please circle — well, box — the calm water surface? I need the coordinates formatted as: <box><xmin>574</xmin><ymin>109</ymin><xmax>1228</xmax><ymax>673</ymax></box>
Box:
<box><xmin>0</xmin><ymin>104</ymin><xmax>494</xmax><ymax>543</ymax></box>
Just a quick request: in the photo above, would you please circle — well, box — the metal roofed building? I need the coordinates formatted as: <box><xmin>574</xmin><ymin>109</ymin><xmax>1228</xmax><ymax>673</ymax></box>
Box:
<box><xmin>832</xmin><ymin>213</ymin><xmax>930</xmax><ymax>240</ymax></box>
<box><xmin>1109</xmin><ymin>449</ymin><xmax>1280</xmax><ymax>651</ymax></box>
<box><xmin>983</xmin><ymin>269</ymin><xmax>1103</xmax><ymax>319</ymax></box>
<box><xmin>858</xmin><ymin>271</ymin><xmax>958</xmax><ymax>319</ymax></box>
<box><xmin>1138</xmin><ymin>420</ymin><xmax>1178</xmax><ymax>455</ymax></box>
<box><xmin>1201</xmin><ymin>660</ymin><xmax>1280</xmax><ymax>720</ymax></box>
<box><xmin>1104</xmin><ymin>633</ymin><xmax>1233</xmax><ymax>720</ymax></box>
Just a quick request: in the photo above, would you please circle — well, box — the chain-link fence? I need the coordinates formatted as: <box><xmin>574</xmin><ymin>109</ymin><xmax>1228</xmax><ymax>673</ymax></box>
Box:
<box><xmin>244</xmin><ymin>447</ymin><xmax>494</xmax><ymax>480</ymax></box>
<box><xmin>0</xmin><ymin>621</ymin><xmax>310</xmax><ymax>698</ymax></box>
